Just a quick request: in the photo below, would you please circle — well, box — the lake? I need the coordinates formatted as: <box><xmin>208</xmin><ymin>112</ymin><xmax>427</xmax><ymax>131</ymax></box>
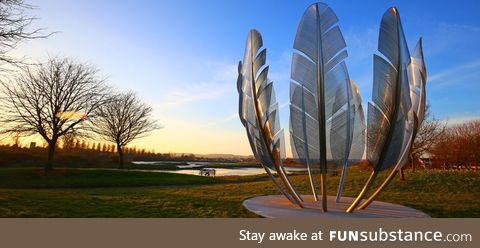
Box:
<box><xmin>153</xmin><ymin>167</ymin><xmax>266</xmax><ymax>176</ymax></box>
<box><xmin>131</xmin><ymin>161</ymin><xmax>308</xmax><ymax>177</ymax></box>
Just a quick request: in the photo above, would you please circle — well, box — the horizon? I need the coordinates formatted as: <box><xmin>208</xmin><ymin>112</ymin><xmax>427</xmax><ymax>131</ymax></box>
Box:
<box><xmin>4</xmin><ymin>0</ymin><xmax>480</xmax><ymax>156</ymax></box>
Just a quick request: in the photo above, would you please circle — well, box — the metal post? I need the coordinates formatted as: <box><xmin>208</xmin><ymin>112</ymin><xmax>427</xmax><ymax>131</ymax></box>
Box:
<box><xmin>346</xmin><ymin>170</ymin><xmax>378</xmax><ymax>213</ymax></box>
<box><xmin>358</xmin><ymin>169</ymin><xmax>398</xmax><ymax>209</ymax></box>
<box><xmin>336</xmin><ymin>162</ymin><xmax>348</xmax><ymax>202</ymax></box>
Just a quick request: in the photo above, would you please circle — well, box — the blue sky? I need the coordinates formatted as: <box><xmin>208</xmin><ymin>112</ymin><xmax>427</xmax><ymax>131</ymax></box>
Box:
<box><xmin>13</xmin><ymin>0</ymin><xmax>480</xmax><ymax>155</ymax></box>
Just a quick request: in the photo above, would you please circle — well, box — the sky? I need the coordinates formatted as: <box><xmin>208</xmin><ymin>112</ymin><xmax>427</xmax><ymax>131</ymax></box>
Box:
<box><xmin>10</xmin><ymin>0</ymin><xmax>480</xmax><ymax>156</ymax></box>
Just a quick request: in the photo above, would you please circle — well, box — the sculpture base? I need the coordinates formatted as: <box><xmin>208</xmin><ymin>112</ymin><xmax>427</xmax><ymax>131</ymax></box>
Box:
<box><xmin>243</xmin><ymin>195</ymin><xmax>430</xmax><ymax>218</ymax></box>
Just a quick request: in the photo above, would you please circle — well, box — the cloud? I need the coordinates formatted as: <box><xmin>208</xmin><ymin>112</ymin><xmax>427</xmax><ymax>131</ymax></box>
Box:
<box><xmin>425</xmin><ymin>22</ymin><xmax>480</xmax><ymax>56</ymax></box>
<box><xmin>343</xmin><ymin>26</ymin><xmax>377</xmax><ymax>64</ymax></box>
<box><xmin>202</xmin><ymin>100</ymin><xmax>290</xmax><ymax>128</ymax></box>
<box><xmin>200</xmin><ymin>112</ymin><xmax>238</xmax><ymax>127</ymax></box>
<box><xmin>161</xmin><ymin>82</ymin><xmax>231</xmax><ymax>107</ymax></box>
<box><xmin>220</xmin><ymin>113</ymin><xmax>238</xmax><ymax>122</ymax></box>
<box><xmin>268</xmin><ymin>49</ymin><xmax>292</xmax><ymax>84</ymax></box>
<box><xmin>158</xmin><ymin>61</ymin><xmax>237</xmax><ymax>109</ymax></box>
<box><xmin>342</xmin><ymin>26</ymin><xmax>377</xmax><ymax>99</ymax></box>
<box><xmin>428</xmin><ymin>59</ymin><xmax>480</xmax><ymax>84</ymax></box>
<box><xmin>279</xmin><ymin>101</ymin><xmax>289</xmax><ymax>109</ymax></box>
<box><xmin>441</xmin><ymin>115</ymin><xmax>480</xmax><ymax>127</ymax></box>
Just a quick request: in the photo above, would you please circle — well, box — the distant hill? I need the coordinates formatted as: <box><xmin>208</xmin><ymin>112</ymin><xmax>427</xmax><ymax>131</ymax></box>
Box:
<box><xmin>194</xmin><ymin>153</ymin><xmax>254</xmax><ymax>159</ymax></box>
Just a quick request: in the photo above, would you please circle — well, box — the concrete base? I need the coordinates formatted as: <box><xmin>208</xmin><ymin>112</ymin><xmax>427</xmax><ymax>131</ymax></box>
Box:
<box><xmin>243</xmin><ymin>195</ymin><xmax>430</xmax><ymax>218</ymax></box>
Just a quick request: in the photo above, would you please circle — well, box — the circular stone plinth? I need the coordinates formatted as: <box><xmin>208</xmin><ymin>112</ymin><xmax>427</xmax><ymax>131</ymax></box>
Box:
<box><xmin>243</xmin><ymin>195</ymin><xmax>430</xmax><ymax>218</ymax></box>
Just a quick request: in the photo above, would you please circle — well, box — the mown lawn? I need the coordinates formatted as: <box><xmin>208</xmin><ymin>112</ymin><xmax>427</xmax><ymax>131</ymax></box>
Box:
<box><xmin>0</xmin><ymin>168</ymin><xmax>237</xmax><ymax>188</ymax></box>
<box><xmin>0</xmin><ymin>167</ymin><xmax>478</xmax><ymax>217</ymax></box>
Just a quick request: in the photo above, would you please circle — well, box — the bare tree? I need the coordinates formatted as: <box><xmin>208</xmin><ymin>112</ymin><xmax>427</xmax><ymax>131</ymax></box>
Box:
<box><xmin>0</xmin><ymin>0</ymin><xmax>51</xmax><ymax>67</ymax></box>
<box><xmin>430</xmin><ymin>120</ymin><xmax>480</xmax><ymax>170</ymax></box>
<box><xmin>409</xmin><ymin>104</ymin><xmax>446</xmax><ymax>169</ymax></box>
<box><xmin>0</xmin><ymin>57</ymin><xmax>109</xmax><ymax>170</ymax></box>
<box><xmin>398</xmin><ymin>104</ymin><xmax>446</xmax><ymax>180</ymax></box>
<box><xmin>94</xmin><ymin>92</ymin><xmax>160</xmax><ymax>168</ymax></box>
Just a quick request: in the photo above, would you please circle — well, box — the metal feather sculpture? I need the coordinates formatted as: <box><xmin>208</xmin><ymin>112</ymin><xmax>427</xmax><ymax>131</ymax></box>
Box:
<box><xmin>357</xmin><ymin>38</ymin><xmax>427</xmax><ymax>210</ymax></box>
<box><xmin>346</xmin><ymin>7</ymin><xmax>414</xmax><ymax>213</ymax></box>
<box><xmin>237</xmin><ymin>3</ymin><xmax>427</xmax><ymax>215</ymax></box>
<box><xmin>237</xmin><ymin>29</ymin><xmax>304</xmax><ymax>207</ymax></box>
<box><xmin>289</xmin><ymin>2</ymin><xmax>353</xmax><ymax>211</ymax></box>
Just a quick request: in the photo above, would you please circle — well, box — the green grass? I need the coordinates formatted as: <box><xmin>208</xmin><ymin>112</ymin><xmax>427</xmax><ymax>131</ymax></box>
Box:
<box><xmin>0</xmin><ymin>168</ymin><xmax>227</xmax><ymax>188</ymax></box>
<box><xmin>0</xmin><ymin>167</ymin><xmax>478</xmax><ymax>217</ymax></box>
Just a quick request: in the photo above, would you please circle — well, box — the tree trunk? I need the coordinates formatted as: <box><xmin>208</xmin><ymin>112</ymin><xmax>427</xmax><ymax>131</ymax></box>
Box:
<box><xmin>117</xmin><ymin>144</ymin><xmax>125</xmax><ymax>169</ymax></box>
<box><xmin>399</xmin><ymin>168</ymin><xmax>405</xmax><ymax>181</ymax></box>
<box><xmin>410</xmin><ymin>154</ymin><xmax>416</xmax><ymax>172</ymax></box>
<box><xmin>45</xmin><ymin>138</ymin><xmax>57</xmax><ymax>171</ymax></box>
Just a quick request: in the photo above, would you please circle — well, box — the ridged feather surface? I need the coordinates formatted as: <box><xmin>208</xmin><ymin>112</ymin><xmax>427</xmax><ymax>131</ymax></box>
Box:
<box><xmin>408</xmin><ymin>38</ymin><xmax>427</xmax><ymax>129</ymax></box>
<box><xmin>238</xmin><ymin>29</ymin><xmax>285</xmax><ymax>169</ymax></box>
<box><xmin>366</xmin><ymin>7</ymin><xmax>413</xmax><ymax>171</ymax></box>
<box><xmin>289</xmin><ymin>3</ymin><xmax>353</xmax><ymax>171</ymax></box>
<box><xmin>348</xmin><ymin>80</ymin><xmax>366</xmax><ymax>162</ymax></box>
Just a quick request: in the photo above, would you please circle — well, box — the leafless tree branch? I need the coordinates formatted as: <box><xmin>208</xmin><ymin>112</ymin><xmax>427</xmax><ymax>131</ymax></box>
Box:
<box><xmin>0</xmin><ymin>0</ymin><xmax>54</xmax><ymax>69</ymax></box>
<box><xmin>408</xmin><ymin>104</ymin><xmax>447</xmax><ymax>170</ymax></box>
<box><xmin>430</xmin><ymin>120</ymin><xmax>480</xmax><ymax>170</ymax></box>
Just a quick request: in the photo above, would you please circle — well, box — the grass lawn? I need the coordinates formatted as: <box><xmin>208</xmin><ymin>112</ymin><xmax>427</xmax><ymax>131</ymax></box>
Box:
<box><xmin>0</xmin><ymin>167</ymin><xmax>478</xmax><ymax>217</ymax></box>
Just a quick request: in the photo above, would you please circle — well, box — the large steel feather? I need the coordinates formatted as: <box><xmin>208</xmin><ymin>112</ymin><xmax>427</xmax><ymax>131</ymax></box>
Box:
<box><xmin>348</xmin><ymin>81</ymin><xmax>366</xmax><ymax>164</ymax></box>
<box><xmin>357</xmin><ymin>37</ymin><xmax>427</xmax><ymax>210</ymax></box>
<box><xmin>347</xmin><ymin>7</ymin><xmax>413</xmax><ymax>212</ymax></box>
<box><xmin>289</xmin><ymin>2</ymin><xmax>352</xmax><ymax>211</ymax></box>
<box><xmin>335</xmin><ymin>80</ymin><xmax>366</xmax><ymax>202</ymax></box>
<box><xmin>409</xmin><ymin>38</ymin><xmax>427</xmax><ymax>131</ymax></box>
<box><xmin>391</xmin><ymin>38</ymin><xmax>427</xmax><ymax>172</ymax></box>
<box><xmin>237</xmin><ymin>29</ymin><xmax>303</xmax><ymax>207</ymax></box>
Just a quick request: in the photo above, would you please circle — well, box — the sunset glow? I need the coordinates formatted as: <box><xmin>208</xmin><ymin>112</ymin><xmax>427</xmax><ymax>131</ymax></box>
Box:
<box><xmin>8</xmin><ymin>0</ymin><xmax>480</xmax><ymax>156</ymax></box>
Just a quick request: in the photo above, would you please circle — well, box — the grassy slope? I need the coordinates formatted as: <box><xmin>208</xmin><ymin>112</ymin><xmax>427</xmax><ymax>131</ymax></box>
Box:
<box><xmin>0</xmin><ymin>168</ymin><xmax>478</xmax><ymax>217</ymax></box>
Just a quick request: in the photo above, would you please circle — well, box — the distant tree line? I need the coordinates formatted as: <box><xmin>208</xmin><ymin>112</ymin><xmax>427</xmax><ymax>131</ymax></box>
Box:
<box><xmin>0</xmin><ymin>140</ymin><xmax>250</xmax><ymax>168</ymax></box>
<box><xmin>429</xmin><ymin>120</ymin><xmax>480</xmax><ymax>170</ymax></box>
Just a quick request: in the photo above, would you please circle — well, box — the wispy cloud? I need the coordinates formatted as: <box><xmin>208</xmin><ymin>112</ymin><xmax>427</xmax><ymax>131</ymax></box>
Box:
<box><xmin>219</xmin><ymin>113</ymin><xmax>238</xmax><ymax>122</ymax></box>
<box><xmin>343</xmin><ymin>26</ymin><xmax>377</xmax><ymax>67</ymax></box>
<box><xmin>342</xmin><ymin>26</ymin><xmax>377</xmax><ymax>98</ymax></box>
<box><xmin>441</xmin><ymin>115</ymin><xmax>480</xmax><ymax>127</ymax></box>
<box><xmin>162</xmin><ymin>82</ymin><xmax>231</xmax><ymax>108</ymax></box>
<box><xmin>425</xmin><ymin>22</ymin><xmax>480</xmax><ymax>56</ymax></box>
<box><xmin>201</xmin><ymin>99</ymin><xmax>291</xmax><ymax>128</ymax></box>
<box><xmin>159</xmin><ymin>61</ymin><xmax>237</xmax><ymax>109</ymax></box>
<box><xmin>200</xmin><ymin>112</ymin><xmax>238</xmax><ymax>127</ymax></box>
<box><xmin>429</xmin><ymin>59</ymin><xmax>480</xmax><ymax>84</ymax></box>
<box><xmin>268</xmin><ymin>49</ymin><xmax>292</xmax><ymax>84</ymax></box>
<box><xmin>279</xmin><ymin>101</ymin><xmax>289</xmax><ymax>109</ymax></box>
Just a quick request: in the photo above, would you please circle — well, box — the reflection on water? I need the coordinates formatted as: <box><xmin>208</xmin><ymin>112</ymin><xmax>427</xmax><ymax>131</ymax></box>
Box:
<box><xmin>176</xmin><ymin>164</ymin><xmax>206</xmax><ymax>169</ymax></box>
<box><xmin>131</xmin><ymin>161</ymin><xmax>309</xmax><ymax>177</ymax></box>
<box><xmin>151</xmin><ymin>168</ymin><xmax>266</xmax><ymax>177</ymax></box>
